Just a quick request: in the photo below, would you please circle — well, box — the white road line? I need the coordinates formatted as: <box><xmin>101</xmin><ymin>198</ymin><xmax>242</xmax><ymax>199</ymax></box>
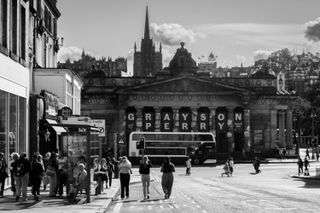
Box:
<box><xmin>173</xmin><ymin>204</ymin><xmax>180</xmax><ymax>209</ymax></box>
<box><xmin>169</xmin><ymin>205</ymin><xmax>174</xmax><ymax>209</ymax></box>
<box><xmin>202</xmin><ymin>210</ymin><xmax>208</xmax><ymax>213</ymax></box>
<box><xmin>113</xmin><ymin>202</ymin><xmax>123</xmax><ymax>213</ymax></box>
<box><xmin>160</xmin><ymin>205</ymin><xmax>164</xmax><ymax>209</ymax></box>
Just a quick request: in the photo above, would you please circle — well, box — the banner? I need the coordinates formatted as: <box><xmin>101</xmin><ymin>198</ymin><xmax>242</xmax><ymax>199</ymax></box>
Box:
<box><xmin>161</xmin><ymin>108</ymin><xmax>173</xmax><ymax>132</ymax></box>
<box><xmin>197</xmin><ymin>108</ymin><xmax>210</xmax><ymax>132</ymax></box>
<box><xmin>142</xmin><ymin>107</ymin><xmax>155</xmax><ymax>131</ymax></box>
<box><xmin>234</xmin><ymin>110</ymin><xmax>244</xmax><ymax>133</ymax></box>
<box><xmin>179</xmin><ymin>108</ymin><xmax>191</xmax><ymax>132</ymax></box>
<box><xmin>216</xmin><ymin>109</ymin><xmax>227</xmax><ymax>133</ymax></box>
<box><xmin>126</xmin><ymin>107</ymin><xmax>136</xmax><ymax>131</ymax></box>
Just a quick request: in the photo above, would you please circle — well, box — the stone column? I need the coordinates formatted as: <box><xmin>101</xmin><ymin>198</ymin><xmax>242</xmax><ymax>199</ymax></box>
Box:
<box><xmin>227</xmin><ymin>108</ymin><xmax>234</xmax><ymax>153</ymax></box>
<box><xmin>173</xmin><ymin>108</ymin><xmax>180</xmax><ymax>132</ymax></box>
<box><xmin>270</xmin><ymin>110</ymin><xmax>278</xmax><ymax>149</ymax></box>
<box><xmin>243</xmin><ymin>108</ymin><xmax>251</xmax><ymax>152</ymax></box>
<box><xmin>286</xmin><ymin>110</ymin><xmax>293</xmax><ymax>149</ymax></box>
<box><xmin>155</xmin><ymin>107</ymin><xmax>161</xmax><ymax>131</ymax></box>
<box><xmin>118</xmin><ymin>108</ymin><xmax>126</xmax><ymax>156</ymax></box>
<box><xmin>279</xmin><ymin>110</ymin><xmax>286</xmax><ymax>148</ymax></box>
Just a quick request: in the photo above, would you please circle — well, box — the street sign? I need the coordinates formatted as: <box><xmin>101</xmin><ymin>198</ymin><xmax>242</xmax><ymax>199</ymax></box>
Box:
<box><xmin>92</xmin><ymin>119</ymin><xmax>106</xmax><ymax>137</ymax></box>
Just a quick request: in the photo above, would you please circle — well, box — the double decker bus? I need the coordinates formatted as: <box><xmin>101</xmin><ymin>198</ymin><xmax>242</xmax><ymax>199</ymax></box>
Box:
<box><xmin>128</xmin><ymin>132</ymin><xmax>216</xmax><ymax>165</ymax></box>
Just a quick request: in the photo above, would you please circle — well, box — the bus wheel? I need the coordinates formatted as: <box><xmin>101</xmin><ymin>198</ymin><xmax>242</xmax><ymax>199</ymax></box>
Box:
<box><xmin>193</xmin><ymin>158</ymin><xmax>200</xmax><ymax>165</ymax></box>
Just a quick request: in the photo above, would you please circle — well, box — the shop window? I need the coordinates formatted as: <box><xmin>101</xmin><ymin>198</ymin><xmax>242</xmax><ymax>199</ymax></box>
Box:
<box><xmin>9</xmin><ymin>94</ymin><xmax>17</xmax><ymax>155</ymax></box>
<box><xmin>0</xmin><ymin>90</ymin><xmax>8</xmax><ymax>159</ymax></box>
<box><xmin>20</xmin><ymin>5</ymin><xmax>26</xmax><ymax>60</ymax></box>
<box><xmin>11</xmin><ymin>0</ymin><xmax>18</xmax><ymax>54</ymax></box>
<box><xmin>18</xmin><ymin>97</ymin><xmax>26</xmax><ymax>153</ymax></box>
<box><xmin>1</xmin><ymin>0</ymin><xmax>8</xmax><ymax>48</ymax></box>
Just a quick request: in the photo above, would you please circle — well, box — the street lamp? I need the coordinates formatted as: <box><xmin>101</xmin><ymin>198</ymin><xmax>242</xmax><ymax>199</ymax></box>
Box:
<box><xmin>293</xmin><ymin>116</ymin><xmax>298</xmax><ymax>155</ymax></box>
<box><xmin>311</xmin><ymin>111</ymin><xmax>317</xmax><ymax>159</ymax></box>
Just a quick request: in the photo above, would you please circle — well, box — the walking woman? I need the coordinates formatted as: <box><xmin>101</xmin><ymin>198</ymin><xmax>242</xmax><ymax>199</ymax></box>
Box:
<box><xmin>106</xmin><ymin>157</ymin><xmax>114</xmax><ymax>188</ymax></box>
<box><xmin>0</xmin><ymin>152</ymin><xmax>8</xmax><ymax>198</ymax></box>
<box><xmin>139</xmin><ymin>156</ymin><xmax>152</xmax><ymax>200</ymax></box>
<box><xmin>160</xmin><ymin>157</ymin><xmax>175</xmax><ymax>199</ymax></box>
<box><xmin>31</xmin><ymin>154</ymin><xmax>44</xmax><ymax>201</ymax></box>
<box><xmin>118</xmin><ymin>156</ymin><xmax>132</xmax><ymax>199</ymax></box>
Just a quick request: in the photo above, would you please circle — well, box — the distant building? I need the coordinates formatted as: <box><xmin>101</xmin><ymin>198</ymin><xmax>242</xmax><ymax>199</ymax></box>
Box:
<box><xmin>133</xmin><ymin>6</ymin><xmax>162</xmax><ymax>77</ymax></box>
<box><xmin>58</xmin><ymin>50</ymin><xmax>127</xmax><ymax>78</ymax></box>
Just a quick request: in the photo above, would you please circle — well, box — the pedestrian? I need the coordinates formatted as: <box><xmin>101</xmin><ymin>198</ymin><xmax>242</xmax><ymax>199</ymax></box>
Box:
<box><xmin>47</xmin><ymin>152</ymin><xmax>58</xmax><ymax>197</ymax></box>
<box><xmin>100</xmin><ymin>158</ymin><xmax>108</xmax><ymax>190</ymax></box>
<box><xmin>112</xmin><ymin>157</ymin><xmax>119</xmax><ymax>179</ymax></box>
<box><xmin>160</xmin><ymin>157</ymin><xmax>175</xmax><ymax>199</ymax></box>
<box><xmin>221</xmin><ymin>160</ymin><xmax>230</xmax><ymax>177</ymax></box>
<box><xmin>68</xmin><ymin>163</ymin><xmax>87</xmax><ymax>203</ymax></box>
<box><xmin>139</xmin><ymin>156</ymin><xmax>152</xmax><ymax>200</ymax></box>
<box><xmin>282</xmin><ymin>149</ymin><xmax>287</xmax><ymax>159</ymax></box>
<box><xmin>12</xmin><ymin>153</ymin><xmax>31</xmax><ymax>201</ymax></box>
<box><xmin>118</xmin><ymin>156</ymin><xmax>132</xmax><ymax>199</ymax></box>
<box><xmin>0</xmin><ymin>152</ymin><xmax>8</xmax><ymax>198</ymax></box>
<box><xmin>316</xmin><ymin>151</ymin><xmax>319</xmax><ymax>161</ymax></box>
<box><xmin>228</xmin><ymin>157</ymin><xmax>234</xmax><ymax>176</ymax></box>
<box><xmin>42</xmin><ymin>152</ymin><xmax>51</xmax><ymax>191</ymax></box>
<box><xmin>93</xmin><ymin>158</ymin><xmax>103</xmax><ymax>195</ymax></box>
<box><xmin>304</xmin><ymin>157</ymin><xmax>310</xmax><ymax>176</ymax></box>
<box><xmin>306</xmin><ymin>149</ymin><xmax>310</xmax><ymax>160</ymax></box>
<box><xmin>31</xmin><ymin>154</ymin><xmax>44</xmax><ymax>201</ymax></box>
<box><xmin>185</xmin><ymin>157</ymin><xmax>191</xmax><ymax>175</ymax></box>
<box><xmin>9</xmin><ymin>153</ymin><xmax>17</xmax><ymax>196</ymax></box>
<box><xmin>106</xmin><ymin>157</ymin><xmax>114</xmax><ymax>188</ymax></box>
<box><xmin>297</xmin><ymin>156</ymin><xmax>303</xmax><ymax>176</ymax></box>
<box><xmin>57</xmin><ymin>151</ymin><xmax>68</xmax><ymax>198</ymax></box>
<box><xmin>253</xmin><ymin>156</ymin><xmax>261</xmax><ymax>174</ymax></box>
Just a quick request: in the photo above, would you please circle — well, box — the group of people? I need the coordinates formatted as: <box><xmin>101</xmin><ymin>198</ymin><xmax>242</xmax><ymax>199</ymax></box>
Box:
<box><xmin>0</xmin><ymin>151</ymin><xmax>89</xmax><ymax>202</ymax></box>
<box><xmin>297</xmin><ymin>156</ymin><xmax>311</xmax><ymax>176</ymax></box>
<box><xmin>93</xmin><ymin>157</ymin><xmax>115</xmax><ymax>195</ymax></box>
<box><xmin>221</xmin><ymin>157</ymin><xmax>235</xmax><ymax>177</ymax></box>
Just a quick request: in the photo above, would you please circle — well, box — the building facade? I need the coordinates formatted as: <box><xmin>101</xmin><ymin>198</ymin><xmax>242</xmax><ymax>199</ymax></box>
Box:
<box><xmin>0</xmin><ymin>0</ymin><xmax>30</xmax><ymax>172</ymax></box>
<box><xmin>133</xmin><ymin>6</ymin><xmax>162</xmax><ymax>77</ymax></box>
<box><xmin>82</xmin><ymin>44</ymin><xmax>297</xmax><ymax>160</ymax></box>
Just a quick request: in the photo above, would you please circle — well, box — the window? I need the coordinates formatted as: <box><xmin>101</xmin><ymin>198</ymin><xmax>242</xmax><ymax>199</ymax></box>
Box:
<box><xmin>66</xmin><ymin>80</ymin><xmax>73</xmax><ymax>109</ymax></box>
<box><xmin>18</xmin><ymin>97</ymin><xmax>26</xmax><ymax>153</ymax></box>
<box><xmin>53</xmin><ymin>18</ymin><xmax>57</xmax><ymax>37</ymax></box>
<box><xmin>11</xmin><ymin>0</ymin><xmax>17</xmax><ymax>54</ymax></box>
<box><xmin>20</xmin><ymin>5</ymin><xmax>26</xmax><ymax>60</ymax></box>
<box><xmin>1</xmin><ymin>0</ymin><xmax>8</xmax><ymax>48</ymax></box>
<box><xmin>37</xmin><ymin>0</ymin><xmax>41</xmax><ymax>17</ymax></box>
<box><xmin>44</xmin><ymin>6</ymin><xmax>52</xmax><ymax>33</ymax></box>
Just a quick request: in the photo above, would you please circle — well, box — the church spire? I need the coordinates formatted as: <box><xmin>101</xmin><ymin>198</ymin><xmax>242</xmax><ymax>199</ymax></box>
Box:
<box><xmin>144</xmin><ymin>6</ymin><xmax>150</xmax><ymax>39</ymax></box>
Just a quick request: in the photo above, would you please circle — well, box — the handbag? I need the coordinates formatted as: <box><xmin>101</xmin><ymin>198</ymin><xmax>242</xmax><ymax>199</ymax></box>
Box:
<box><xmin>46</xmin><ymin>166</ymin><xmax>55</xmax><ymax>177</ymax></box>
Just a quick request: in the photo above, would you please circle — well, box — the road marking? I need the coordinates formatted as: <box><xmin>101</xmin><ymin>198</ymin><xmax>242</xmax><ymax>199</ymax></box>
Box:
<box><xmin>169</xmin><ymin>204</ymin><xmax>174</xmax><ymax>209</ymax></box>
<box><xmin>113</xmin><ymin>202</ymin><xmax>123</xmax><ymax>213</ymax></box>
<box><xmin>173</xmin><ymin>204</ymin><xmax>180</xmax><ymax>209</ymax></box>
<box><xmin>148</xmin><ymin>206</ymin><xmax>152</xmax><ymax>210</ymax></box>
<box><xmin>202</xmin><ymin>210</ymin><xmax>208</xmax><ymax>213</ymax></box>
<box><xmin>160</xmin><ymin>205</ymin><xmax>164</xmax><ymax>209</ymax></box>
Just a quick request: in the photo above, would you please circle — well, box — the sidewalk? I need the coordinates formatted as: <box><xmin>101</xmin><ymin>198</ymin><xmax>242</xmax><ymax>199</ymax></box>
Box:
<box><xmin>0</xmin><ymin>168</ymin><xmax>145</xmax><ymax>213</ymax></box>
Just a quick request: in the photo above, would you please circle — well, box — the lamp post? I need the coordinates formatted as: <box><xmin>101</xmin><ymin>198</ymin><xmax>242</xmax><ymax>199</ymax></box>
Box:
<box><xmin>293</xmin><ymin>116</ymin><xmax>298</xmax><ymax>155</ymax></box>
<box><xmin>311</xmin><ymin>111</ymin><xmax>316</xmax><ymax>159</ymax></box>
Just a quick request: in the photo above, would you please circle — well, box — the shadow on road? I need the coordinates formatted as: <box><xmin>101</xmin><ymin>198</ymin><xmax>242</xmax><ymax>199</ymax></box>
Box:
<box><xmin>294</xmin><ymin>179</ymin><xmax>320</xmax><ymax>188</ymax></box>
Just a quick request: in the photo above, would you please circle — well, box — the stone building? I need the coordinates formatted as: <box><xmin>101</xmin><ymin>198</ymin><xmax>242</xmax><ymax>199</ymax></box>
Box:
<box><xmin>82</xmin><ymin>43</ymin><xmax>297</xmax><ymax>160</ymax></box>
<box><xmin>133</xmin><ymin>6</ymin><xmax>162</xmax><ymax>77</ymax></box>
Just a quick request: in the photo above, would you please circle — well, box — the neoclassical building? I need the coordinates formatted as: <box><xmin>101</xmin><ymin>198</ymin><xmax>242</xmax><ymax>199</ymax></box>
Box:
<box><xmin>81</xmin><ymin>43</ymin><xmax>296</xmax><ymax>159</ymax></box>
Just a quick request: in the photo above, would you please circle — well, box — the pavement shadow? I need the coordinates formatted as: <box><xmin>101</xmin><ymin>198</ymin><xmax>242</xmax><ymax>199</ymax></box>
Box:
<box><xmin>294</xmin><ymin>178</ymin><xmax>320</xmax><ymax>188</ymax></box>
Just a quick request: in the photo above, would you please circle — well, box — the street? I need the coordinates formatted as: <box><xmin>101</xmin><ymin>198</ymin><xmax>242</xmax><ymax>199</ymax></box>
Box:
<box><xmin>107</xmin><ymin>162</ymin><xmax>320</xmax><ymax>213</ymax></box>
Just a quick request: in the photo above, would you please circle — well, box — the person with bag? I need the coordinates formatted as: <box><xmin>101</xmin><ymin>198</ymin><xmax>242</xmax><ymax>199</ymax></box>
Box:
<box><xmin>160</xmin><ymin>157</ymin><xmax>175</xmax><ymax>199</ymax></box>
<box><xmin>9</xmin><ymin>152</ymin><xmax>17</xmax><ymax>196</ymax></box>
<box><xmin>139</xmin><ymin>156</ymin><xmax>152</xmax><ymax>200</ymax></box>
<box><xmin>93</xmin><ymin>158</ymin><xmax>103</xmax><ymax>195</ymax></box>
<box><xmin>68</xmin><ymin>163</ymin><xmax>87</xmax><ymax>203</ymax></box>
<box><xmin>118</xmin><ymin>156</ymin><xmax>132</xmax><ymax>199</ymax></box>
<box><xmin>57</xmin><ymin>151</ymin><xmax>68</xmax><ymax>198</ymax></box>
<box><xmin>31</xmin><ymin>154</ymin><xmax>44</xmax><ymax>201</ymax></box>
<box><xmin>304</xmin><ymin>157</ymin><xmax>310</xmax><ymax>176</ymax></box>
<box><xmin>47</xmin><ymin>152</ymin><xmax>58</xmax><ymax>197</ymax></box>
<box><xmin>42</xmin><ymin>152</ymin><xmax>51</xmax><ymax>191</ymax></box>
<box><xmin>0</xmin><ymin>152</ymin><xmax>8</xmax><ymax>198</ymax></box>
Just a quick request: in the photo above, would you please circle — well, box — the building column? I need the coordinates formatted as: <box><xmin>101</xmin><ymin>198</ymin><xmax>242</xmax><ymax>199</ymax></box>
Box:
<box><xmin>279</xmin><ymin>110</ymin><xmax>286</xmax><ymax>148</ymax></box>
<box><xmin>270</xmin><ymin>110</ymin><xmax>277</xmax><ymax>149</ymax></box>
<box><xmin>286</xmin><ymin>110</ymin><xmax>293</xmax><ymax>149</ymax></box>
<box><xmin>155</xmin><ymin>107</ymin><xmax>161</xmax><ymax>131</ymax></box>
<box><xmin>173</xmin><ymin>108</ymin><xmax>180</xmax><ymax>132</ymax></box>
<box><xmin>227</xmin><ymin>108</ymin><xmax>234</xmax><ymax>153</ymax></box>
<box><xmin>243</xmin><ymin>108</ymin><xmax>251</xmax><ymax>152</ymax></box>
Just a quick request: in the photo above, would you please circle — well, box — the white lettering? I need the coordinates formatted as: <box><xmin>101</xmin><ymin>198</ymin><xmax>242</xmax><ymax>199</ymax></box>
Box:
<box><xmin>218</xmin><ymin>122</ymin><xmax>225</xmax><ymax>130</ymax></box>
<box><xmin>145</xmin><ymin>123</ymin><xmax>152</xmax><ymax>130</ymax></box>
<box><xmin>235</xmin><ymin>113</ymin><xmax>242</xmax><ymax>121</ymax></box>
<box><xmin>163</xmin><ymin>114</ymin><xmax>171</xmax><ymax>121</ymax></box>
<box><xmin>218</xmin><ymin>113</ymin><xmax>225</xmax><ymax>121</ymax></box>
<box><xmin>200</xmin><ymin>113</ymin><xmax>206</xmax><ymax>121</ymax></box>
<box><xmin>145</xmin><ymin>113</ymin><xmax>152</xmax><ymax>121</ymax></box>
<box><xmin>182</xmin><ymin>113</ymin><xmax>189</xmax><ymax>121</ymax></box>
<box><xmin>200</xmin><ymin>123</ymin><xmax>206</xmax><ymax>130</ymax></box>
<box><xmin>164</xmin><ymin>123</ymin><xmax>170</xmax><ymax>130</ymax></box>
<box><xmin>182</xmin><ymin>123</ymin><xmax>188</xmax><ymax>130</ymax></box>
<box><xmin>128</xmin><ymin>113</ymin><xmax>135</xmax><ymax>121</ymax></box>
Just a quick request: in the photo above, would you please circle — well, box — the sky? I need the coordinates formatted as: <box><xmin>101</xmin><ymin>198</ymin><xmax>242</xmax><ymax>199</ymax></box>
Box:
<box><xmin>57</xmin><ymin>0</ymin><xmax>320</xmax><ymax>75</ymax></box>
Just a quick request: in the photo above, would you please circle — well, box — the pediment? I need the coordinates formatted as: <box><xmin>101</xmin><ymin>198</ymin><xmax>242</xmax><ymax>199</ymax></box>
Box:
<box><xmin>118</xmin><ymin>75</ymin><xmax>249</xmax><ymax>94</ymax></box>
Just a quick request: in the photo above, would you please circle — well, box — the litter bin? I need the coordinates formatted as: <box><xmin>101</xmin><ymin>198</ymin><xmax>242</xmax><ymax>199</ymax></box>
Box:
<box><xmin>316</xmin><ymin>167</ymin><xmax>320</xmax><ymax>177</ymax></box>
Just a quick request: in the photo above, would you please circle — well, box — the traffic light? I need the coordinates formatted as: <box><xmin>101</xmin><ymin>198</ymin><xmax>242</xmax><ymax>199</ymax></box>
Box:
<box><xmin>136</xmin><ymin>137</ymin><xmax>145</xmax><ymax>150</ymax></box>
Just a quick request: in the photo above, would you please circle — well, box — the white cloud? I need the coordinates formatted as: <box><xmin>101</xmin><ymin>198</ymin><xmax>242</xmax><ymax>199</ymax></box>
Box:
<box><xmin>253</xmin><ymin>50</ymin><xmax>273</xmax><ymax>61</ymax></box>
<box><xmin>150</xmin><ymin>23</ymin><xmax>206</xmax><ymax>46</ymax></box>
<box><xmin>236</xmin><ymin>55</ymin><xmax>247</xmax><ymax>63</ymax></box>
<box><xmin>305</xmin><ymin>17</ymin><xmax>320</xmax><ymax>42</ymax></box>
<box><xmin>57</xmin><ymin>46</ymin><xmax>97</xmax><ymax>62</ymax></box>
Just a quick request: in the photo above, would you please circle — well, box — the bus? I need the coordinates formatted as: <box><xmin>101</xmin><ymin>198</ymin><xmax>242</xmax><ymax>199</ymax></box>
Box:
<box><xmin>128</xmin><ymin>132</ymin><xmax>216</xmax><ymax>165</ymax></box>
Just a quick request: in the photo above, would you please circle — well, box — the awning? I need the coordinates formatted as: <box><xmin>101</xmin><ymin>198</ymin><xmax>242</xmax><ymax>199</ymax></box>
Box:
<box><xmin>46</xmin><ymin>119</ymin><xmax>67</xmax><ymax>135</ymax></box>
